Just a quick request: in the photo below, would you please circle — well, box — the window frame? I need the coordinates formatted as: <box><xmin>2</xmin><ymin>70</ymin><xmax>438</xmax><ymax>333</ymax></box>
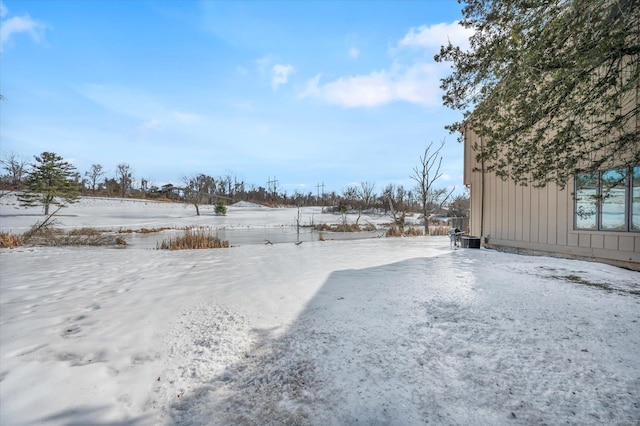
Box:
<box><xmin>574</xmin><ymin>165</ymin><xmax>639</xmax><ymax>233</ymax></box>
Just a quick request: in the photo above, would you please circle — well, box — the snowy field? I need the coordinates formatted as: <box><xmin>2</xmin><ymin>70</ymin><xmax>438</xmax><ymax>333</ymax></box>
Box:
<box><xmin>1</xmin><ymin>196</ymin><xmax>639</xmax><ymax>425</ymax></box>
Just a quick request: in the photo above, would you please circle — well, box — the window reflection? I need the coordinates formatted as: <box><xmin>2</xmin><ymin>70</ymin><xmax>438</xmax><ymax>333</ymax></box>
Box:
<box><xmin>575</xmin><ymin>172</ymin><xmax>597</xmax><ymax>229</ymax></box>
<box><xmin>601</xmin><ymin>168</ymin><xmax>626</xmax><ymax>231</ymax></box>
<box><xmin>574</xmin><ymin>166</ymin><xmax>639</xmax><ymax>232</ymax></box>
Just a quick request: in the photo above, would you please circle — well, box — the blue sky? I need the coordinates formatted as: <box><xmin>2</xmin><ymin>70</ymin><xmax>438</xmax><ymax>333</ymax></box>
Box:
<box><xmin>1</xmin><ymin>0</ymin><xmax>472</xmax><ymax>197</ymax></box>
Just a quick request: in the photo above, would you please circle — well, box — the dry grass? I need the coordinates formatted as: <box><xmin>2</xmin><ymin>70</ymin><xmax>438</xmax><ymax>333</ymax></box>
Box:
<box><xmin>386</xmin><ymin>225</ymin><xmax>424</xmax><ymax>237</ymax></box>
<box><xmin>0</xmin><ymin>232</ymin><xmax>22</xmax><ymax>248</ymax></box>
<box><xmin>404</xmin><ymin>226</ymin><xmax>424</xmax><ymax>236</ymax></box>
<box><xmin>386</xmin><ymin>225</ymin><xmax>451</xmax><ymax>237</ymax></box>
<box><xmin>67</xmin><ymin>227</ymin><xmax>104</xmax><ymax>236</ymax></box>
<box><xmin>22</xmin><ymin>226</ymin><xmax>124</xmax><ymax>246</ymax></box>
<box><xmin>314</xmin><ymin>223</ymin><xmax>377</xmax><ymax>232</ymax></box>
<box><xmin>429</xmin><ymin>225</ymin><xmax>451</xmax><ymax>236</ymax></box>
<box><xmin>116</xmin><ymin>227</ymin><xmax>173</xmax><ymax>234</ymax></box>
<box><xmin>157</xmin><ymin>228</ymin><xmax>229</xmax><ymax>250</ymax></box>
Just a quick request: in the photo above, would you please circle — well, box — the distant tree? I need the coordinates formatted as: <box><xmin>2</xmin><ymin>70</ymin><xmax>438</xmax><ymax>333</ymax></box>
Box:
<box><xmin>411</xmin><ymin>141</ymin><xmax>454</xmax><ymax>235</ymax></box>
<box><xmin>1</xmin><ymin>151</ymin><xmax>28</xmax><ymax>190</ymax></box>
<box><xmin>355</xmin><ymin>181</ymin><xmax>376</xmax><ymax>225</ymax></box>
<box><xmin>84</xmin><ymin>164</ymin><xmax>104</xmax><ymax>195</ymax></box>
<box><xmin>436</xmin><ymin>0</ymin><xmax>639</xmax><ymax>188</ymax></box>
<box><xmin>104</xmin><ymin>178</ymin><xmax>121</xmax><ymax>197</ymax></box>
<box><xmin>19</xmin><ymin>152</ymin><xmax>80</xmax><ymax>215</ymax></box>
<box><xmin>448</xmin><ymin>193</ymin><xmax>470</xmax><ymax>218</ymax></box>
<box><xmin>215</xmin><ymin>200</ymin><xmax>227</xmax><ymax>216</ymax></box>
<box><xmin>183</xmin><ymin>174</ymin><xmax>216</xmax><ymax>216</ymax></box>
<box><xmin>383</xmin><ymin>183</ymin><xmax>410</xmax><ymax>234</ymax></box>
<box><xmin>115</xmin><ymin>163</ymin><xmax>133</xmax><ymax>198</ymax></box>
<box><xmin>140</xmin><ymin>178</ymin><xmax>150</xmax><ymax>196</ymax></box>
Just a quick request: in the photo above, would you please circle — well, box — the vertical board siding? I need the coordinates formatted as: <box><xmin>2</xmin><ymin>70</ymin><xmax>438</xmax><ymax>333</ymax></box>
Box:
<box><xmin>531</xmin><ymin>187</ymin><xmax>540</xmax><ymax>243</ymax></box>
<box><xmin>515</xmin><ymin>184</ymin><xmax>523</xmax><ymax>241</ymax></box>
<box><xmin>604</xmin><ymin>235</ymin><xmax>619</xmax><ymax>250</ymax></box>
<box><xmin>495</xmin><ymin>174</ymin><xmax>502</xmax><ymax>239</ymax></box>
<box><xmin>557</xmin><ymin>186</ymin><xmax>569</xmax><ymax>246</ymax></box>
<box><xmin>538</xmin><ymin>186</ymin><xmax>548</xmax><ymax>244</ymax></box>
<box><xmin>523</xmin><ymin>184</ymin><xmax>531</xmax><ymax>242</ymax></box>
<box><xmin>489</xmin><ymin>173</ymin><xmax>496</xmax><ymax>239</ymax></box>
<box><xmin>547</xmin><ymin>183</ymin><xmax>558</xmax><ymax>245</ymax></box>
<box><xmin>509</xmin><ymin>180</ymin><xmax>517</xmax><ymax>240</ymax></box>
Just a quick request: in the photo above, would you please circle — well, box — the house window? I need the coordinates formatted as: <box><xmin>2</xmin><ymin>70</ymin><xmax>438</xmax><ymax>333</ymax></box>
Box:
<box><xmin>575</xmin><ymin>172</ymin><xmax>597</xmax><ymax>229</ymax></box>
<box><xmin>574</xmin><ymin>165</ymin><xmax>639</xmax><ymax>232</ymax></box>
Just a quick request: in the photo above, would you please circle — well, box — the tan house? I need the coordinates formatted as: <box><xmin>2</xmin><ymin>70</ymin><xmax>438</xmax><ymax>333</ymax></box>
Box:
<box><xmin>462</xmin><ymin>127</ymin><xmax>640</xmax><ymax>270</ymax></box>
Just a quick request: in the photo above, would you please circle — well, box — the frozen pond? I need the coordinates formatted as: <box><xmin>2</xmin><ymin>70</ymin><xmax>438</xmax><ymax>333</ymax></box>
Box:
<box><xmin>124</xmin><ymin>226</ymin><xmax>386</xmax><ymax>249</ymax></box>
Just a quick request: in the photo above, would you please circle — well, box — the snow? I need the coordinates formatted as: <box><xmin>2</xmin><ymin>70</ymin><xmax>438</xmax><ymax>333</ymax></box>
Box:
<box><xmin>1</xmin><ymin>196</ymin><xmax>639</xmax><ymax>425</ymax></box>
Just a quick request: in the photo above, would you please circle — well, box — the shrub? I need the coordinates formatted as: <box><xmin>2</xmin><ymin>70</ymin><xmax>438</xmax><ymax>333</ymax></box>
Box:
<box><xmin>116</xmin><ymin>227</ymin><xmax>173</xmax><ymax>234</ymax></box>
<box><xmin>404</xmin><ymin>226</ymin><xmax>424</xmax><ymax>236</ymax></box>
<box><xmin>313</xmin><ymin>223</ymin><xmax>377</xmax><ymax>232</ymax></box>
<box><xmin>426</xmin><ymin>225</ymin><xmax>451</xmax><ymax>236</ymax></box>
<box><xmin>386</xmin><ymin>225</ymin><xmax>402</xmax><ymax>237</ymax></box>
<box><xmin>386</xmin><ymin>225</ymin><xmax>424</xmax><ymax>237</ymax></box>
<box><xmin>157</xmin><ymin>228</ymin><xmax>229</xmax><ymax>250</ymax></box>
<box><xmin>0</xmin><ymin>232</ymin><xmax>22</xmax><ymax>248</ymax></box>
<box><xmin>67</xmin><ymin>227</ymin><xmax>103</xmax><ymax>236</ymax></box>
<box><xmin>23</xmin><ymin>225</ymin><xmax>122</xmax><ymax>246</ymax></box>
<box><xmin>215</xmin><ymin>201</ymin><xmax>227</xmax><ymax>216</ymax></box>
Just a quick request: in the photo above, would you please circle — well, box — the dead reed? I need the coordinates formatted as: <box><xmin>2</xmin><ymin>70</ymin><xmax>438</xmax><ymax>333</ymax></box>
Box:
<box><xmin>385</xmin><ymin>225</ymin><xmax>424</xmax><ymax>237</ymax></box>
<box><xmin>157</xmin><ymin>228</ymin><xmax>229</xmax><ymax>250</ymax></box>
<box><xmin>0</xmin><ymin>232</ymin><xmax>22</xmax><ymax>248</ymax></box>
<box><xmin>313</xmin><ymin>223</ymin><xmax>377</xmax><ymax>232</ymax></box>
<box><xmin>116</xmin><ymin>227</ymin><xmax>173</xmax><ymax>234</ymax></box>
<box><xmin>22</xmin><ymin>226</ymin><xmax>122</xmax><ymax>246</ymax></box>
<box><xmin>429</xmin><ymin>225</ymin><xmax>451</xmax><ymax>236</ymax></box>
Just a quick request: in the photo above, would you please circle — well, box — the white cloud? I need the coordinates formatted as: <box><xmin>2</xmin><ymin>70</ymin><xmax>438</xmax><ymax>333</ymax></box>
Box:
<box><xmin>300</xmin><ymin>62</ymin><xmax>446</xmax><ymax>108</ymax></box>
<box><xmin>139</xmin><ymin>119</ymin><xmax>162</xmax><ymax>131</ymax></box>
<box><xmin>256</xmin><ymin>55</ymin><xmax>274</xmax><ymax>75</ymax></box>
<box><xmin>0</xmin><ymin>4</ymin><xmax>45</xmax><ymax>51</ymax></box>
<box><xmin>79</xmin><ymin>84</ymin><xmax>201</xmax><ymax>129</ymax></box>
<box><xmin>348</xmin><ymin>47</ymin><xmax>360</xmax><ymax>59</ymax></box>
<box><xmin>271</xmin><ymin>64</ymin><xmax>295</xmax><ymax>91</ymax></box>
<box><xmin>300</xmin><ymin>74</ymin><xmax>321</xmax><ymax>98</ymax></box>
<box><xmin>398</xmin><ymin>21</ymin><xmax>473</xmax><ymax>52</ymax></box>
<box><xmin>299</xmin><ymin>21</ymin><xmax>470</xmax><ymax>108</ymax></box>
<box><xmin>173</xmin><ymin>111</ymin><xmax>201</xmax><ymax>124</ymax></box>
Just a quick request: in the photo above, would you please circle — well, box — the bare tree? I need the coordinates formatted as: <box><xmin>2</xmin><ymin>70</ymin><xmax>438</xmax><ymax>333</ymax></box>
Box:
<box><xmin>448</xmin><ymin>193</ymin><xmax>470</xmax><ymax>218</ymax></box>
<box><xmin>115</xmin><ymin>163</ymin><xmax>133</xmax><ymax>198</ymax></box>
<box><xmin>384</xmin><ymin>184</ymin><xmax>409</xmax><ymax>234</ymax></box>
<box><xmin>182</xmin><ymin>174</ymin><xmax>215</xmax><ymax>216</ymax></box>
<box><xmin>355</xmin><ymin>181</ymin><xmax>376</xmax><ymax>225</ymax></box>
<box><xmin>1</xmin><ymin>151</ymin><xmax>28</xmax><ymax>190</ymax></box>
<box><xmin>84</xmin><ymin>164</ymin><xmax>104</xmax><ymax>195</ymax></box>
<box><xmin>411</xmin><ymin>141</ymin><xmax>455</xmax><ymax>235</ymax></box>
<box><xmin>341</xmin><ymin>185</ymin><xmax>358</xmax><ymax>225</ymax></box>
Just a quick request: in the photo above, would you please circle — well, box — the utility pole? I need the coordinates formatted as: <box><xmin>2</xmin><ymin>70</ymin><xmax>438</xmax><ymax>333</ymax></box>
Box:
<box><xmin>267</xmin><ymin>176</ymin><xmax>278</xmax><ymax>203</ymax></box>
<box><xmin>316</xmin><ymin>182</ymin><xmax>325</xmax><ymax>205</ymax></box>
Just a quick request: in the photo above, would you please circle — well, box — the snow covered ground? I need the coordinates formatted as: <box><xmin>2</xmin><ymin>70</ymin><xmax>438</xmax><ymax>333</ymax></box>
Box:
<box><xmin>1</xmin><ymin>196</ymin><xmax>639</xmax><ymax>425</ymax></box>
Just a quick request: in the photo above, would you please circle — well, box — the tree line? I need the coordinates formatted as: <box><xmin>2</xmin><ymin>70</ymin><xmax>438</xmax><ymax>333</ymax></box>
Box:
<box><xmin>0</xmin><ymin>147</ymin><xmax>469</xmax><ymax>233</ymax></box>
